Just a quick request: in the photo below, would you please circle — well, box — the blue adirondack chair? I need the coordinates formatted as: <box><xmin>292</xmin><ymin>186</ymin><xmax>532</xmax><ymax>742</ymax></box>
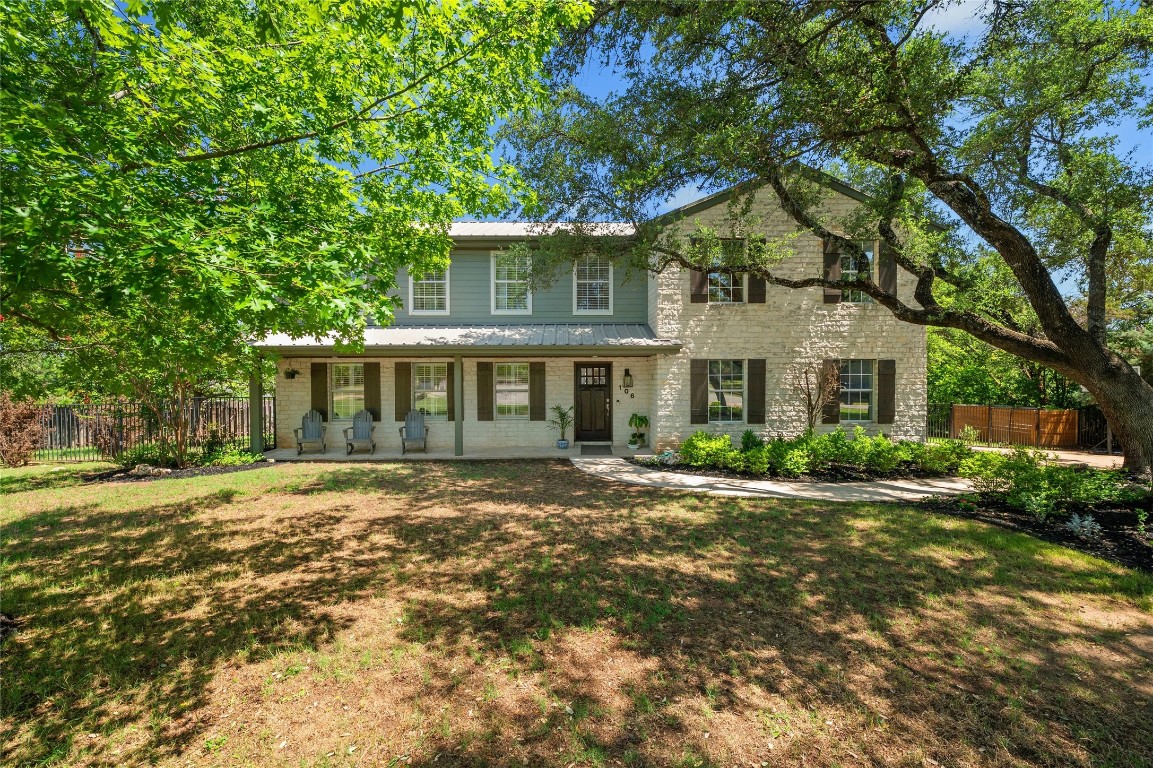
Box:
<box><xmin>343</xmin><ymin>410</ymin><xmax>377</xmax><ymax>455</ymax></box>
<box><xmin>294</xmin><ymin>409</ymin><xmax>326</xmax><ymax>455</ymax></box>
<box><xmin>399</xmin><ymin>410</ymin><xmax>428</xmax><ymax>454</ymax></box>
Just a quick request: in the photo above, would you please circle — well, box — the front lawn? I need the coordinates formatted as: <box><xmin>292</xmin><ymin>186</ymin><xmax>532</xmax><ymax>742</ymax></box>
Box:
<box><xmin>2</xmin><ymin>461</ymin><xmax>1152</xmax><ymax>767</ymax></box>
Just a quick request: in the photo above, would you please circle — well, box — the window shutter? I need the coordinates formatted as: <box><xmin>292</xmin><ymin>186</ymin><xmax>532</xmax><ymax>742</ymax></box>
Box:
<box><xmin>310</xmin><ymin>363</ymin><xmax>328</xmax><ymax>420</ymax></box>
<box><xmin>877</xmin><ymin>359</ymin><xmax>896</xmax><ymax>424</ymax></box>
<box><xmin>747</xmin><ymin>359</ymin><xmax>766</xmax><ymax>424</ymax></box>
<box><xmin>529</xmin><ymin>362</ymin><xmax>546</xmax><ymax>421</ymax></box>
<box><xmin>747</xmin><ymin>275</ymin><xmax>766</xmax><ymax>303</ymax></box>
<box><xmin>690</xmin><ymin>359</ymin><xmax>709</xmax><ymax>424</ymax></box>
<box><xmin>363</xmin><ymin>362</ymin><xmax>381</xmax><ymax>421</ymax></box>
<box><xmin>394</xmin><ymin>362</ymin><xmax>411</xmax><ymax>421</ymax></box>
<box><xmin>689</xmin><ymin>269</ymin><xmax>709</xmax><ymax>303</ymax></box>
<box><xmin>477</xmin><ymin>362</ymin><xmax>494</xmax><ymax>421</ymax></box>
<box><xmin>822</xmin><ymin>239</ymin><xmax>842</xmax><ymax>304</ymax></box>
<box><xmin>821</xmin><ymin>358</ymin><xmax>841</xmax><ymax>424</ymax></box>
<box><xmin>879</xmin><ymin>242</ymin><xmax>897</xmax><ymax>296</ymax></box>
<box><xmin>446</xmin><ymin>362</ymin><xmax>455</xmax><ymax>421</ymax></box>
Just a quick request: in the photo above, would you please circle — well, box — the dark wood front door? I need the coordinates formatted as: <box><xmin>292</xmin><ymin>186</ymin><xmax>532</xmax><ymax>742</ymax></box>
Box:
<box><xmin>575</xmin><ymin>363</ymin><xmax>612</xmax><ymax>441</ymax></box>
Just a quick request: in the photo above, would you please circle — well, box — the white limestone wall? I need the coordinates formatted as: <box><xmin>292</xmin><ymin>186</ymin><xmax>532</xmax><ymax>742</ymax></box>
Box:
<box><xmin>649</xmin><ymin>188</ymin><xmax>928</xmax><ymax>450</ymax></box>
<box><xmin>273</xmin><ymin>355</ymin><xmax>657</xmax><ymax>452</ymax></box>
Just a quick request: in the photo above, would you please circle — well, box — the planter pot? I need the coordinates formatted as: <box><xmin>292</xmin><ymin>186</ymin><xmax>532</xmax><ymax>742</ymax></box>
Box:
<box><xmin>556</xmin><ymin>439</ymin><xmax>570</xmax><ymax>450</ymax></box>
<box><xmin>627</xmin><ymin>443</ymin><xmax>639</xmax><ymax>451</ymax></box>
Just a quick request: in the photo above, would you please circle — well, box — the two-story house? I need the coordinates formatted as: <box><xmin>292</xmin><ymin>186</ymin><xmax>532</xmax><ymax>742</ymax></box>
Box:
<box><xmin>257</xmin><ymin>180</ymin><xmax>927</xmax><ymax>455</ymax></box>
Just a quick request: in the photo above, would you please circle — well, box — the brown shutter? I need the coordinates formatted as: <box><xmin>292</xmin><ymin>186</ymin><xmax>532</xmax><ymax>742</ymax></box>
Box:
<box><xmin>878</xmin><ymin>242</ymin><xmax>897</xmax><ymax>296</ymax></box>
<box><xmin>821</xmin><ymin>358</ymin><xmax>841</xmax><ymax>424</ymax></box>
<box><xmin>746</xmin><ymin>359</ymin><xmax>766</xmax><ymax>424</ymax></box>
<box><xmin>476</xmin><ymin>362</ymin><xmax>494</xmax><ymax>421</ymax></box>
<box><xmin>747</xmin><ymin>275</ymin><xmax>766</xmax><ymax>303</ymax></box>
<box><xmin>394</xmin><ymin>362</ymin><xmax>411</xmax><ymax>421</ymax></box>
<box><xmin>446</xmin><ymin>362</ymin><xmax>455</xmax><ymax>421</ymax></box>
<box><xmin>529</xmin><ymin>362</ymin><xmax>546</xmax><ymax>421</ymax></box>
<box><xmin>310</xmin><ymin>363</ymin><xmax>328</xmax><ymax>420</ymax></box>
<box><xmin>363</xmin><ymin>362</ymin><xmax>381</xmax><ymax>421</ymax></box>
<box><xmin>877</xmin><ymin>359</ymin><xmax>896</xmax><ymax>424</ymax></box>
<box><xmin>822</xmin><ymin>239</ymin><xmax>842</xmax><ymax>304</ymax></box>
<box><xmin>689</xmin><ymin>269</ymin><xmax>709</xmax><ymax>303</ymax></box>
<box><xmin>690</xmin><ymin>359</ymin><xmax>709</xmax><ymax>424</ymax></box>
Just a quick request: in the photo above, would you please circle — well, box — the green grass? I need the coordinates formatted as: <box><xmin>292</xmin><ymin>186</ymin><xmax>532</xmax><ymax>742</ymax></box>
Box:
<box><xmin>2</xmin><ymin>460</ymin><xmax>1151</xmax><ymax>767</ymax></box>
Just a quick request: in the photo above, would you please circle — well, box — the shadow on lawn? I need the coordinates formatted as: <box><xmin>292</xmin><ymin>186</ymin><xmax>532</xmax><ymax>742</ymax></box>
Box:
<box><xmin>2</xmin><ymin>461</ymin><xmax>1151</xmax><ymax>766</ymax></box>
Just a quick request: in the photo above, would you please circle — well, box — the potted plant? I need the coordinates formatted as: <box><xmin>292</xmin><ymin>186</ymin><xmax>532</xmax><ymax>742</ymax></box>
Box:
<box><xmin>284</xmin><ymin>367</ymin><xmax>300</xmax><ymax>380</ymax></box>
<box><xmin>627</xmin><ymin>413</ymin><xmax>649</xmax><ymax>450</ymax></box>
<box><xmin>548</xmin><ymin>404</ymin><xmax>575</xmax><ymax>449</ymax></box>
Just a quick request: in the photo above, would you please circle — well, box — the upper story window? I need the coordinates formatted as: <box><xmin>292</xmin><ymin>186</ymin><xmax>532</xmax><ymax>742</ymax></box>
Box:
<box><xmin>492</xmin><ymin>252</ymin><xmax>532</xmax><ymax>314</ymax></box>
<box><xmin>331</xmin><ymin>363</ymin><xmax>365</xmax><ymax>420</ymax></box>
<box><xmin>410</xmin><ymin>268</ymin><xmax>449</xmax><ymax>314</ymax></box>
<box><xmin>574</xmin><ymin>254</ymin><xmax>613</xmax><ymax>314</ymax></box>
<box><xmin>841</xmin><ymin>241</ymin><xmax>874</xmax><ymax>303</ymax></box>
<box><xmin>708</xmin><ymin>238</ymin><xmax>747</xmax><ymax>303</ymax></box>
<box><xmin>840</xmin><ymin>359</ymin><xmax>874</xmax><ymax>421</ymax></box>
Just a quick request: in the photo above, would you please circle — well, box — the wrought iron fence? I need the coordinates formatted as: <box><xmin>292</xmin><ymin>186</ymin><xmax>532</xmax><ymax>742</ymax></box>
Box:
<box><xmin>35</xmin><ymin>397</ymin><xmax>276</xmax><ymax>463</ymax></box>
<box><xmin>926</xmin><ymin>402</ymin><xmax>1124</xmax><ymax>454</ymax></box>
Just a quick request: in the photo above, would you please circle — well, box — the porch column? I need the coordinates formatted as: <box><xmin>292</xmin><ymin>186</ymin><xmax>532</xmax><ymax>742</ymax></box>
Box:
<box><xmin>249</xmin><ymin>363</ymin><xmax>264</xmax><ymax>455</ymax></box>
<box><xmin>454</xmin><ymin>354</ymin><xmax>464</xmax><ymax>456</ymax></box>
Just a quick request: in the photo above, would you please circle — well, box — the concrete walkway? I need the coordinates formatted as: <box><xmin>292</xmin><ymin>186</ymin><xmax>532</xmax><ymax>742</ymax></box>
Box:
<box><xmin>970</xmin><ymin>445</ymin><xmax>1124</xmax><ymax>470</ymax></box>
<box><xmin>570</xmin><ymin>457</ymin><xmax>972</xmax><ymax>501</ymax></box>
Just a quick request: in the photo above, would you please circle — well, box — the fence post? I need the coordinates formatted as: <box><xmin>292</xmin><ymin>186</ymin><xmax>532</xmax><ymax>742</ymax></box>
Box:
<box><xmin>249</xmin><ymin>368</ymin><xmax>264</xmax><ymax>455</ymax></box>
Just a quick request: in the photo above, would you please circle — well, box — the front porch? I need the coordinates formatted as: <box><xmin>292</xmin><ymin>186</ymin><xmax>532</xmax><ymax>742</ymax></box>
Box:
<box><xmin>264</xmin><ymin>444</ymin><xmax>655</xmax><ymax>461</ymax></box>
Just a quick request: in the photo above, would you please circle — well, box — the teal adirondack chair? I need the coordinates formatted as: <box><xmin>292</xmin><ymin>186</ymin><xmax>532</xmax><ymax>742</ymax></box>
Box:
<box><xmin>343</xmin><ymin>410</ymin><xmax>377</xmax><ymax>455</ymax></box>
<box><xmin>399</xmin><ymin>410</ymin><xmax>428</xmax><ymax>454</ymax></box>
<box><xmin>294</xmin><ymin>409</ymin><xmax>326</xmax><ymax>455</ymax></box>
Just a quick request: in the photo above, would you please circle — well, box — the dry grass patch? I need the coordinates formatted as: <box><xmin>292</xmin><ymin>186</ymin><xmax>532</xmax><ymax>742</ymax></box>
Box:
<box><xmin>2</xmin><ymin>460</ymin><xmax>1151</xmax><ymax>767</ymax></box>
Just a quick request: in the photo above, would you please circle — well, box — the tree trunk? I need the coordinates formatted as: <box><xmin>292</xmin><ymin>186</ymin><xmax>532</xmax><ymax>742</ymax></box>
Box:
<box><xmin>1074</xmin><ymin>358</ymin><xmax>1153</xmax><ymax>478</ymax></box>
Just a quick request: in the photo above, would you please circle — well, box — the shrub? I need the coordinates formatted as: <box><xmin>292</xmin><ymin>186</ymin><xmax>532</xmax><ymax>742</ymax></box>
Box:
<box><xmin>921</xmin><ymin>440</ymin><xmax>971</xmax><ymax>474</ymax></box>
<box><xmin>780</xmin><ymin>445</ymin><xmax>813</xmax><ymax>477</ymax></box>
<box><xmin>679</xmin><ymin>432</ymin><xmax>736</xmax><ymax>468</ymax></box>
<box><xmin>114</xmin><ymin>442</ymin><xmax>180</xmax><ymax>469</ymax></box>
<box><xmin>1064</xmin><ymin>513</ymin><xmax>1104</xmax><ymax>539</ymax></box>
<box><xmin>743</xmin><ymin>445</ymin><xmax>770</xmax><ymax>474</ymax></box>
<box><xmin>0</xmin><ymin>393</ymin><xmax>46</xmax><ymax>467</ymax></box>
<box><xmin>199</xmin><ymin>446</ymin><xmax>263</xmax><ymax>466</ymax></box>
<box><xmin>740</xmin><ymin>429</ymin><xmax>765</xmax><ymax>452</ymax></box>
<box><xmin>958</xmin><ymin>451</ymin><xmax>1012</xmax><ymax>493</ymax></box>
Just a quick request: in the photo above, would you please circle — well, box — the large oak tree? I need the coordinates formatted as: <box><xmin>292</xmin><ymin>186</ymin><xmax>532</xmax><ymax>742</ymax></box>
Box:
<box><xmin>505</xmin><ymin>0</ymin><xmax>1153</xmax><ymax>474</ymax></box>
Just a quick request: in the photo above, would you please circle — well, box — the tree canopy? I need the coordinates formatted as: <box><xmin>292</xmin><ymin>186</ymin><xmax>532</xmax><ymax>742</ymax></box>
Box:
<box><xmin>504</xmin><ymin>0</ymin><xmax>1153</xmax><ymax>473</ymax></box>
<box><xmin>2</xmin><ymin>0</ymin><xmax>588</xmax><ymax>355</ymax></box>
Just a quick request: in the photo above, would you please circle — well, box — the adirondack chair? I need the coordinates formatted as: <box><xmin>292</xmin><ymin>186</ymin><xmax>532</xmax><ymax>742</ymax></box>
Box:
<box><xmin>294</xmin><ymin>409</ymin><xmax>327</xmax><ymax>455</ymax></box>
<box><xmin>343</xmin><ymin>410</ymin><xmax>377</xmax><ymax>455</ymax></box>
<box><xmin>399</xmin><ymin>410</ymin><xmax>429</xmax><ymax>454</ymax></box>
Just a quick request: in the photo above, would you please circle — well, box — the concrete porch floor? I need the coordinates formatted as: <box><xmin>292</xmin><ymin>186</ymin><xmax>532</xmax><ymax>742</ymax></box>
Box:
<box><xmin>264</xmin><ymin>444</ymin><xmax>655</xmax><ymax>461</ymax></box>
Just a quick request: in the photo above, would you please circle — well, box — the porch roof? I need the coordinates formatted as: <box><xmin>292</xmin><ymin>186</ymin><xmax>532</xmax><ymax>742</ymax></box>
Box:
<box><xmin>256</xmin><ymin>323</ymin><xmax>681</xmax><ymax>356</ymax></box>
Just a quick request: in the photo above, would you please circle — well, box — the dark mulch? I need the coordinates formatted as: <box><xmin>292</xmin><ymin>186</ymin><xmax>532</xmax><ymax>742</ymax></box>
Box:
<box><xmin>629</xmin><ymin>457</ymin><xmax>946</xmax><ymax>484</ymax></box>
<box><xmin>924</xmin><ymin>495</ymin><xmax>1153</xmax><ymax>573</ymax></box>
<box><xmin>83</xmin><ymin>462</ymin><xmax>276</xmax><ymax>485</ymax></box>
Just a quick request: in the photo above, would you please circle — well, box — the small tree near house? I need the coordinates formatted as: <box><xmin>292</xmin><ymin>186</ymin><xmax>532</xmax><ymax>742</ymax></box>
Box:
<box><xmin>790</xmin><ymin>362</ymin><xmax>838</xmax><ymax>433</ymax></box>
<box><xmin>0</xmin><ymin>393</ymin><xmax>47</xmax><ymax>467</ymax></box>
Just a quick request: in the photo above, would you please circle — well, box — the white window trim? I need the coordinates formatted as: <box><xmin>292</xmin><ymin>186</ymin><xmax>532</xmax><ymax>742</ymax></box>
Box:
<box><xmin>494</xmin><ymin>362</ymin><xmax>531</xmax><ymax>420</ymax></box>
<box><xmin>408</xmin><ymin>267</ymin><xmax>450</xmax><ymax>316</ymax></box>
<box><xmin>707</xmin><ymin>271</ymin><xmax>747</xmax><ymax>304</ymax></box>
<box><xmin>330</xmin><ymin>362</ymin><xmax>365</xmax><ymax>422</ymax></box>
<box><xmin>840</xmin><ymin>359</ymin><xmax>875</xmax><ymax>422</ymax></box>
<box><xmin>707</xmin><ymin>359</ymin><xmax>746</xmax><ymax>424</ymax></box>
<box><xmin>572</xmin><ymin>255</ymin><xmax>614</xmax><ymax>315</ymax></box>
<box><xmin>412</xmin><ymin>362</ymin><xmax>449</xmax><ymax>420</ymax></box>
<box><xmin>490</xmin><ymin>253</ymin><xmax>533</xmax><ymax>315</ymax></box>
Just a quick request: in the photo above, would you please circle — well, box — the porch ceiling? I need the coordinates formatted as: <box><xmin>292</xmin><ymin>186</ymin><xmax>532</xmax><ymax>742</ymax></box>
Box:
<box><xmin>256</xmin><ymin>323</ymin><xmax>682</xmax><ymax>357</ymax></box>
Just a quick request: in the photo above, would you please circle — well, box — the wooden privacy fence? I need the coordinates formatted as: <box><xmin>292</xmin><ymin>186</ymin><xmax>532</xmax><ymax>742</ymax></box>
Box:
<box><xmin>36</xmin><ymin>397</ymin><xmax>276</xmax><ymax>462</ymax></box>
<box><xmin>948</xmin><ymin>404</ymin><xmax>1079</xmax><ymax>448</ymax></box>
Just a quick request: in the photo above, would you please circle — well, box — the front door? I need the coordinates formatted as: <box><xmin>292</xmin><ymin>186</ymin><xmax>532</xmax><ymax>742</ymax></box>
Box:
<box><xmin>575</xmin><ymin>363</ymin><xmax>612</xmax><ymax>442</ymax></box>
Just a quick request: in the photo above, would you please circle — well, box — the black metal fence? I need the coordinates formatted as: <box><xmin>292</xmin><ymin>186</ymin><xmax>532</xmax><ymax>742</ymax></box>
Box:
<box><xmin>36</xmin><ymin>397</ymin><xmax>276</xmax><ymax>463</ymax></box>
<box><xmin>926</xmin><ymin>402</ymin><xmax>1124</xmax><ymax>454</ymax></box>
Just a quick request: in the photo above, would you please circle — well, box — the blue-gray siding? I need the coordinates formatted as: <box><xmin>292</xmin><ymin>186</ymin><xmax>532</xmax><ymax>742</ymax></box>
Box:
<box><xmin>388</xmin><ymin>250</ymin><xmax>647</xmax><ymax>326</ymax></box>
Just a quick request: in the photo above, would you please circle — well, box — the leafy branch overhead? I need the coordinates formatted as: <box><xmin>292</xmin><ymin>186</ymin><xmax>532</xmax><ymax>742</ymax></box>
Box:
<box><xmin>505</xmin><ymin>0</ymin><xmax>1153</xmax><ymax>474</ymax></box>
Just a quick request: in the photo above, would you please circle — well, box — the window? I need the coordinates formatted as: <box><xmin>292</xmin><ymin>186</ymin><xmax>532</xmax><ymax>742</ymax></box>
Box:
<box><xmin>494</xmin><ymin>363</ymin><xmax>530</xmax><ymax>418</ymax></box>
<box><xmin>574</xmin><ymin>254</ymin><xmax>613</xmax><ymax>314</ymax></box>
<box><xmin>492</xmin><ymin>252</ymin><xmax>531</xmax><ymax>313</ymax></box>
<box><xmin>707</xmin><ymin>360</ymin><xmax>744</xmax><ymax>422</ymax></box>
<box><xmin>708</xmin><ymin>239</ymin><xmax>746</xmax><ymax>303</ymax></box>
<box><xmin>413</xmin><ymin>363</ymin><xmax>448</xmax><ymax>419</ymax></box>
<box><xmin>841</xmin><ymin>241</ymin><xmax>874</xmax><ymax>303</ymax></box>
<box><xmin>410</xmin><ymin>268</ymin><xmax>449</xmax><ymax>314</ymax></box>
<box><xmin>840</xmin><ymin>359</ymin><xmax>874</xmax><ymax>421</ymax></box>
<box><xmin>331</xmin><ymin>364</ymin><xmax>365</xmax><ymax>420</ymax></box>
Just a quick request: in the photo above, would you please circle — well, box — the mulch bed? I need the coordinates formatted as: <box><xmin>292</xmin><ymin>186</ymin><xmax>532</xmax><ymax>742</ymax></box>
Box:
<box><xmin>83</xmin><ymin>462</ymin><xmax>276</xmax><ymax>485</ymax></box>
<box><xmin>628</xmin><ymin>457</ymin><xmax>946</xmax><ymax>484</ymax></box>
<box><xmin>924</xmin><ymin>495</ymin><xmax>1153</xmax><ymax>573</ymax></box>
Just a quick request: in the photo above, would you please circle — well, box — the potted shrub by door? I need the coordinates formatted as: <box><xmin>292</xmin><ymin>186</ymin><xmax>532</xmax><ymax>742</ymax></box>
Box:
<box><xmin>627</xmin><ymin>413</ymin><xmax>649</xmax><ymax>450</ymax></box>
<box><xmin>548</xmin><ymin>404</ymin><xmax>575</xmax><ymax>449</ymax></box>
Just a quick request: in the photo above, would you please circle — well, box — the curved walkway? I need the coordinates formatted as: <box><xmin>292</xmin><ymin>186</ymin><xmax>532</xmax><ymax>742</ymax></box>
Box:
<box><xmin>570</xmin><ymin>456</ymin><xmax>972</xmax><ymax>501</ymax></box>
